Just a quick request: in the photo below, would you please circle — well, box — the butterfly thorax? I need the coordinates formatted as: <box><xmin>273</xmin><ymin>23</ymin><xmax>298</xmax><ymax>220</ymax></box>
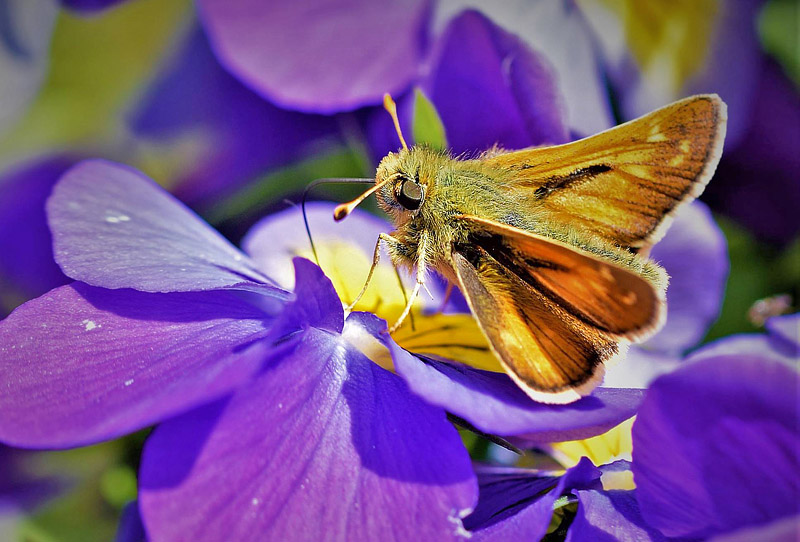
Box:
<box><xmin>375</xmin><ymin>146</ymin><xmax>535</xmax><ymax>274</ymax></box>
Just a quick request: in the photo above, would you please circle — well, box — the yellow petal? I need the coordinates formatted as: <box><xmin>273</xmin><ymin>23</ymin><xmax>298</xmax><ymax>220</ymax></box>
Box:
<box><xmin>550</xmin><ymin>417</ymin><xmax>635</xmax><ymax>469</ymax></box>
<box><xmin>588</xmin><ymin>0</ymin><xmax>718</xmax><ymax>94</ymax></box>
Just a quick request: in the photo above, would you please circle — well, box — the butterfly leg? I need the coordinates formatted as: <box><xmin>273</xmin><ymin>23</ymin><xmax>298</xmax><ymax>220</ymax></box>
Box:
<box><xmin>389</xmin><ymin>231</ymin><xmax>429</xmax><ymax>333</ymax></box>
<box><xmin>392</xmin><ymin>264</ymin><xmax>416</xmax><ymax>331</ymax></box>
<box><xmin>345</xmin><ymin>232</ymin><xmax>407</xmax><ymax>313</ymax></box>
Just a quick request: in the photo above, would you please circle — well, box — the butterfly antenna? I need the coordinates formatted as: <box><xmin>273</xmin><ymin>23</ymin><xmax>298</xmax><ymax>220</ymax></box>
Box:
<box><xmin>331</xmin><ymin>94</ymin><xmax>409</xmax><ymax>223</ymax></box>
<box><xmin>332</xmin><ymin>173</ymin><xmax>400</xmax><ymax>222</ymax></box>
<box><xmin>383</xmin><ymin>93</ymin><xmax>408</xmax><ymax>151</ymax></box>
<box><xmin>302</xmin><ymin>177</ymin><xmax>373</xmax><ymax>264</ymax></box>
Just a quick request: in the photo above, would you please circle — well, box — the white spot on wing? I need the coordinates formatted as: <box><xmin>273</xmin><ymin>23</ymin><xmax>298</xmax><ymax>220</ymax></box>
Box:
<box><xmin>124</xmin><ymin>379</ymin><xmax>134</xmax><ymax>387</ymax></box>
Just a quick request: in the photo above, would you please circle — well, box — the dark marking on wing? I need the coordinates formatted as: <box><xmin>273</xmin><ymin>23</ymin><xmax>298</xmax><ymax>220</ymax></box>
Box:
<box><xmin>527</xmin><ymin>164</ymin><xmax>613</xmax><ymax>199</ymax></box>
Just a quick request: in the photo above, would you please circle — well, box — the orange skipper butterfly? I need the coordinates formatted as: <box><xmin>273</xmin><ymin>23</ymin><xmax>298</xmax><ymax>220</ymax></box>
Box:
<box><xmin>334</xmin><ymin>94</ymin><xmax>726</xmax><ymax>403</ymax></box>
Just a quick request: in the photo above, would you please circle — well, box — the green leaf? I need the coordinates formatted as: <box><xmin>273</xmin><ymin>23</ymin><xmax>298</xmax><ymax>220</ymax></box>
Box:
<box><xmin>204</xmin><ymin>145</ymin><xmax>367</xmax><ymax>224</ymax></box>
<box><xmin>412</xmin><ymin>88</ymin><xmax>448</xmax><ymax>149</ymax></box>
<box><xmin>759</xmin><ymin>0</ymin><xmax>800</xmax><ymax>87</ymax></box>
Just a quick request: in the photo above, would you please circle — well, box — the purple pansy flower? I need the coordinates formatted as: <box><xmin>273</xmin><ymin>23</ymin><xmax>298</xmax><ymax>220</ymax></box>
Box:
<box><xmin>631</xmin><ymin>347</ymin><xmax>800</xmax><ymax>539</ymax></box>
<box><xmin>434</xmin><ymin>1</ymin><xmax>615</xmax><ymax>138</ymax></box>
<box><xmin>579</xmin><ymin>0</ymin><xmax>762</xmax><ymax>147</ymax></box>
<box><xmin>462</xmin><ymin>317</ymin><xmax>800</xmax><ymax>540</ymax></box>
<box><xmin>705</xmin><ymin>58</ymin><xmax>800</xmax><ymax>245</ymax></box>
<box><xmin>463</xmin><ymin>457</ymin><xmax>674</xmax><ymax>541</ymax></box>
<box><xmin>0</xmin><ymin>159</ymin><xmax>646</xmax><ymax>538</ymax></box>
<box><xmin>421</xmin><ymin>10</ymin><xmax>569</xmax><ymax>154</ymax></box>
<box><xmin>0</xmin><ymin>159</ymin><xmax>477</xmax><ymax>538</ymax></box>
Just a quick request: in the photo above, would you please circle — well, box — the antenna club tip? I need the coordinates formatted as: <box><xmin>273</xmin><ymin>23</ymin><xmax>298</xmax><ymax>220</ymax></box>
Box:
<box><xmin>333</xmin><ymin>204</ymin><xmax>349</xmax><ymax>221</ymax></box>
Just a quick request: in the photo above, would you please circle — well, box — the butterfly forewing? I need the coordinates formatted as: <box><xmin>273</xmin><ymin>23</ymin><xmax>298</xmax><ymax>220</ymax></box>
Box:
<box><xmin>484</xmin><ymin>94</ymin><xmax>727</xmax><ymax>248</ymax></box>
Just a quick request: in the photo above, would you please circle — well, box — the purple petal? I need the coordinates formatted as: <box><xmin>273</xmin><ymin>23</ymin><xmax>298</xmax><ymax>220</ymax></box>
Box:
<box><xmin>424</xmin><ymin>10</ymin><xmax>568</xmax><ymax>155</ymax></box>
<box><xmin>47</xmin><ymin>159</ymin><xmax>286</xmax><ymax>294</ymax></box>
<box><xmin>0</xmin><ymin>283</ymin><xmax>277</xmax><ymax>447</ymax></box>
<box><xmin>632</xmin><ymin>355</ymin><xmax>800</xmax><ymax>538</ymax></box>
<box><xmin>267</xmin><ymin>258</ymin><xmax>344</xmax><ymax>338</ymax></box>
<box><xmin>646</xmin><ymin>201</ymin><xmax>729</xmax><ymax>353</ymax></box>
<box><xmin>765</xmin><ymin>313</ymin><xmax>800</xmax><ymax>357</ymax></box>
<box><xmin>703</xmin><ymin>59</ymin><xmax>800</xmax><ymax>245</ymax></box>
<box><xmin>687</xmin><ymin>333</ymin><xmax>797</xmax><ymax>366</ymax></box>
<box><xmin>59</xmin><ymin>0</ymin><xmax>129</xmax><ymax>12</ymax></box>
<box><xmin>139</xmin><ymin>313</ymin><xmax>476</xmax><ymax>540</ymax></box>
<box><xmin>387</xmin><ymin>343</ymin><xmax>643</xmax><ymax>443</ymax></box>
<box><xmin>0</xmin><ymin>156</ymin><xmax>73</xmax><ymax>311</ymax></box>
<box><xmin>128</xmin><ymin>26</ymin><xmax>339</xmax><ymax>209</ymax></box>
<box><xmin>197</xmin><ymin>0</ymin><xmax>431</xmax><ymax>113</ymax></box>
<box><xmin>114</xmin><ymin>501</ymin><xmax>145</xmax><ymax>542</ymax></box>
<box><xmin>708</xmin><ymin>516</ymin><xmax>800</xmax><ymax>542</ymax></box>
<box><xmin>439</xmin><ymin>2</ymin><xmax>614</xmax><ymax>138</ymax></box>
<box><xmin>567</xmin><ymin>490</ymin><xmax>668</xmax><ymax>542</ymax></box>
<box><xmin>465</xmin><ymin>457</ymin><xmax>601</xmax><ymax>540</ymax></box>
<box><xmin>242</xmin><ymin>202</ymin><xmax>391</xmax><ymax>288</ymax></box>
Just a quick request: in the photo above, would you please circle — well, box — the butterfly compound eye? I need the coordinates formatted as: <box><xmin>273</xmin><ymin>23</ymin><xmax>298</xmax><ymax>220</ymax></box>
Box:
<box><xmin>396</xmin><ymin>180</ymin><xmax>424</xmax><ymax>210</ymax></box>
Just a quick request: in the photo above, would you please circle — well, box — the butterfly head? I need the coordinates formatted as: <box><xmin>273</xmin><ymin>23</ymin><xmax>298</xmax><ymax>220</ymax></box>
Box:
<box><xmin>372</xmin><ymin>150</ymin><xmax>428</xmax><ymax>218</ymax></box>
<box><xmin>333</xmin><ymin>94</ymin><xmax>434</xmax><ymax>223</ymax></box>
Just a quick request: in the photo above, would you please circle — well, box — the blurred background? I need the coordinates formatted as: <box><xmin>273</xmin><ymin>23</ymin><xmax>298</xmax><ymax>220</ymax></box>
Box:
<box><xmin>0</xmin><ymin>0</ymin><xmax>797</xmax><ymax>539</ymax></box>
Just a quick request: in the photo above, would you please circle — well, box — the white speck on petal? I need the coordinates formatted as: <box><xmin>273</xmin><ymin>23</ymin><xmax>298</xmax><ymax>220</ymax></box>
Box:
<box><xmin>251</xmin><ymin>498</ymin><xmax>259</xmax><ymax>506</ymax></box>
<box><xmin>449</xmin><ymin>509</ymin><xmax>473</xmax><ymax>539</ymax></box>
<box><xmin>124</xmin><ymin>379</ymin><xmax>134</xmax><ymax>387</ymax></box>
<box><xmin>81</xmin><ymin>319</ymin><xmax>98</xmax><ymax>331</ymax></box>
<box><xmin>105</xmin><ymin>213</ymin><xmax>131</xmax><ymax>224</ymax></box>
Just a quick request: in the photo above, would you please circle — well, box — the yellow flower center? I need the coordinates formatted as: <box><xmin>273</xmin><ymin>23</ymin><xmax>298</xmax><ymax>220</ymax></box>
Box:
<box><xmin>296</xmin><ymin>238</ymin><xmax>503</xmax><ymax>373</ymax></box>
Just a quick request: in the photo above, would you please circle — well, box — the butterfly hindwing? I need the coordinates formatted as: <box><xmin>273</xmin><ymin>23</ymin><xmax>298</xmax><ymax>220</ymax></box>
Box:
<box><xmin>449</xmin><ymin>216</ymin><xmax>666</xmax><ymax>402</ymax></box>
<box><xmin>457</xmin><ymin>215</ymin><xmax>667</xmax><ymax>339</ymax></box>
<box><xmin>451</xmin><ymin>245</ymin><xmax>613</xmax><ymax>403</ymax></box>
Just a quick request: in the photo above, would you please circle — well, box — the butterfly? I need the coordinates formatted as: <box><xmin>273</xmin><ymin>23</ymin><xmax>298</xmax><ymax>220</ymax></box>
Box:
<box><xmin>333</xmin><ymin>94</ymin><xmax>726</xmax><ymax>403</ymax></box>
